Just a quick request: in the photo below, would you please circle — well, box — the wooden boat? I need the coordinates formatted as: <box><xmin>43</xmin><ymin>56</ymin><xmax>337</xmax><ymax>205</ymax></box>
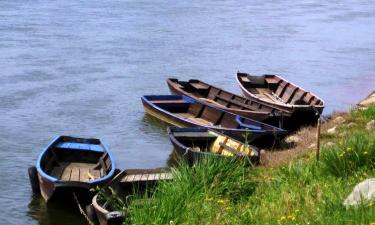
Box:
<box><xmin>34</xmin><ymin>136</ymin><xmax>116</xmax><ymax>202</ymax></box>
<box><xmin>90</xmin><ymin>168</ymin><xmax>172</xmax><ymax>225</ymax></box>
<box><xmin>167</xmin><ymin>127</ymin><xmax>260</xmax><ymax>165</ymax></box>
<box><xmin>167</xmin><ymin>78</ymin><xmax>291</xmax><ymax>127</ymax></box>
<box><xmin>236</xmin><ymin>72</ymin><xmax>325</xmax><ymax>128</ymax></box>
<box><xmin>141</xmin><ymin>95</ymin><xmax>287</xmax><ymax>144</ymax></box>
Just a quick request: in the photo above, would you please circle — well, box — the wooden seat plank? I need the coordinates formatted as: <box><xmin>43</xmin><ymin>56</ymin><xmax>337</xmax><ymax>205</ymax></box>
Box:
<box><xmin>70</xmin><ymin>168</ymin><xmax>80</xmax><ymax>181</ymax></box>
<box><xmin>89</xmin><ymin>169</ymin><xmax>100</xmax><ymax>179</ymax></box>
<box><xmin>79</xmin><ymin>167</ymin><xmax>90</xmax><ymax>182</ymax></box>
<box><xmin>61</xmin><ymin>167</ymin><xmax>72</xmax><ymax>181</ymax></box>
<box><xmin>133</xmin><ymin>174</ymin><xmax>143</xmax><ymax>182</ymax></box>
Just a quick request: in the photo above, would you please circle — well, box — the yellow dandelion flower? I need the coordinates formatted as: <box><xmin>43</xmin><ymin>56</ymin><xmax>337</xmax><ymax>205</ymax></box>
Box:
<box><xmin>217</xmin><ymin>199</ymin><xmax>225</xmax><ymax>203</ymax></box>
<box><xmin>206</xmin><ymin>197</ymin><xmax>213</xmax><ymax>201</ymax></box>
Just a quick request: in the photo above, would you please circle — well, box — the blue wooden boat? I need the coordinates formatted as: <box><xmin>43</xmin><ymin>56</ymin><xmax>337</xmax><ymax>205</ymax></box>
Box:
<box><xmin>31</xmin><ymin>136</ymin><xmax>116</xmax><ymax>202</ymax></box>
<box><xmin>141</xmin><ymin>95</ymin><xmax>287</xmax><ymax>143</ymax></box>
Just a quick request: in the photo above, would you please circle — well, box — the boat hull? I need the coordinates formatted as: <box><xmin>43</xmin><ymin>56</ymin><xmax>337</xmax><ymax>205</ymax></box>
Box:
<box><xmin>142</xmin><ymin>96</ymin><xmax>286</xmax><ymax>144</ymax></box>
<box><xmin>38</xmin><ymin>173</ymin><xmax>108</xmax><ymax>203</ymax></box>
<box><xmin>236</xmin><ymin>73</ymin><xmax>324</xmax><ymax>130</ymax></box>
<box><xmin>167</xmin><ymin>78</ymin><xmax>289</xmax><ymax>128</ymax></box>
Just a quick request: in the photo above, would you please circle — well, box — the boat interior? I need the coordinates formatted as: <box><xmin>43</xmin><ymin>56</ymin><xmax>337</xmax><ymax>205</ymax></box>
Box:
<box><xmin>237</xmin><ymin>73</ymin><xmax>324</xmax><ymax>106</ymax></box>
<box><xmin>169</xmin><ymin>79</ymin><xmax>277</xmax><ymax>113</ymax></box>
<box><xmin>148</xmin><ymin>96</ymin><xmax>269</xmax><ymax>130</ymax></box>
<box><xmin>40</xmin><ymin>140</ymin><xmax>112</xmax><ymax>182</ymax></box>
<box><xmin>172</xmin><ymin>130</ymin><xmax>256</xmax><ymax>157</ymax></box>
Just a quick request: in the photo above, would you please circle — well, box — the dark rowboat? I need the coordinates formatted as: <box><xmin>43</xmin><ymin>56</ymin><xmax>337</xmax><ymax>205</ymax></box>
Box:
<box><xmin>167</xmin><ymin>78</ymin><xmax>291</xmax><ymax>127</ymax></box>
<box><xmin>34</xmin><ymin>136</ymin><xmax>116</xmax><ymax>202</ymax></box>
<box><xmin>236</xmin><ymin>72</ymin><xmax>325</xmax><ymax>128</ymax></box>
<box><xmin>90</xmin><ymin>168</ymin><xmax>172</xmax><ymax>225</ymax></box>
<box><xmin>167</xmin><ymin>127</ymin><xmax>260</xmax><ymax>165</ymax></box>
<box><xmin>141</xmin><ymin>95</ymin><xmax>287</xmax><ymax>144</ymax></box>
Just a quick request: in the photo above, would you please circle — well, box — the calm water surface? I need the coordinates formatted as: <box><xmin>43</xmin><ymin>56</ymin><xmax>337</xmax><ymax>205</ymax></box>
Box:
<box><xmin>1</xmin><ymin>0</ymin><xmax>375</xmax><ymax>224</ymax></box>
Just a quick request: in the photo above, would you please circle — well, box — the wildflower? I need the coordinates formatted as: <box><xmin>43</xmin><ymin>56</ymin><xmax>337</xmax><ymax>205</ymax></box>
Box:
<box><xmin>217</xmin><ymin>199</ymin><xmax>226</xmax><ymax>204</ymax></box>
<box><xmin>295</xmin><ymin>209</ymin><xmax>300</xmax><ymax>213</ymax></box>
<box><xmin>280</xmin><ymin>216</ymin><xmax>286</xmax><ymax>221</ymax></box>
<box><xmin>347</xmin><ymin>147</ymin><xmax>352</xmax><ymax>151</ymax></box>
<box><xmin>287</xmin><ymin>215</ymin><xmax>296</xmax><ymax>221</ymax></box>
<box><xmin>206</xmin><ymin>197</ymin><xmax>214</xmax><ymax>201</ymax></box>
<box><xmin>364</xmin><ymin>151</ymin><xmax>368</xmax><ymax>155</ymax></box>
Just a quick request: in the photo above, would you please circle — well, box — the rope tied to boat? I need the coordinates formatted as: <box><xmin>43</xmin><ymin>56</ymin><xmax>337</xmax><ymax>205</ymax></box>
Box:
<box><xmin>72</xmin><ymin>191</ymin><xmax>95</xmax><ymax>225</ymax></box>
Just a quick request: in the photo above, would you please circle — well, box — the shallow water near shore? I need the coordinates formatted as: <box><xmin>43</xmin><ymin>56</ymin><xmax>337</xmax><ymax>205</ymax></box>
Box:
<box><xmin>0</xmin><ymin>0</ymin><xmax>375</xmax><ymax>224</ymax></box>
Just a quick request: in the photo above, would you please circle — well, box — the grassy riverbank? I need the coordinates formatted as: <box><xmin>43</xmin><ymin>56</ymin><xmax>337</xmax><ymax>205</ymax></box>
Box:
<box><xmin>114</xmin><ymin>106</ymin><xmax>375</xmax><ymax>225</ymax></box>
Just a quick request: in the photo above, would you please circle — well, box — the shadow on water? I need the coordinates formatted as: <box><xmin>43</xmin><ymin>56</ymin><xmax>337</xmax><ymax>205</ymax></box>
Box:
<box><xmin>141</xmin><ymin>114</ymin><xmax>180</xmax><ymax>167</ymax></box>
<box><xmin>141</xmin><ymin>114</ymin><xmax>170</xmax><ymax>135</ymax></box>
<box><xmin>27</xmin><ymin>195</ymin><xmax>85</xmax><ymax>225</ymax></box>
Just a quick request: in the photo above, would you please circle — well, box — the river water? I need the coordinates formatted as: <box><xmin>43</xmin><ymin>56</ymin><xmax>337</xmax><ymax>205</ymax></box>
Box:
<box><xmin>0</xmin><ymin>0</ymin><xmax>375</xmax><ymax>224</ymax></box>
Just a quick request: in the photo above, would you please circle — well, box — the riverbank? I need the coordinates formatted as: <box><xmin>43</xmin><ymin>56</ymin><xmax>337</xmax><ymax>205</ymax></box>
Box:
<box><xmin>104</xmin><ymin>98</ymin><xmax>375</xmax><ymax>225</ymax></box>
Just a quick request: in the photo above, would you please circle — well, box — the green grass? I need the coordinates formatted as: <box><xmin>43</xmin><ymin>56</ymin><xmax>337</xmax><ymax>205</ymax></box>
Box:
<box><xmin>104</xmin><ymin>106</ymin><xmax>375</xmax><ymax>225</ymax></box>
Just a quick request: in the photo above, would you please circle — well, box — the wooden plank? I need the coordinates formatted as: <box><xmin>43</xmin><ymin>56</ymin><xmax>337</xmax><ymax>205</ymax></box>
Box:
<box><xmin>148</xmin><ymin>173</ymin><xmax>156</xmax><ymax>181</ymax></box>
<box><xmin>70</xmin><ymin>168</ymin><xmax>80</xmax><ymax>181</ymax></box>
<box><xmin>89</xmin><ymin>169</ymin><xmax>101</xmax><ymax>179</ymax></box>
<box><xmin>133</xmin><ymin>174</ymin><xmax>143</xmax><ymax>182</ymax></box>
<box><xmin>79</xmin><ymin>167</ymin><xmax>90</xmax><ymax>182</ymax></box>
<box><xmin>140</xmin><ymin>174</ymin><xmax>149</xmax><ymax>181</ymax></box>
<box><xmin>61</xmin><ymin>167</ymin><xmax>72</xmax><ymax>181</ymax></box>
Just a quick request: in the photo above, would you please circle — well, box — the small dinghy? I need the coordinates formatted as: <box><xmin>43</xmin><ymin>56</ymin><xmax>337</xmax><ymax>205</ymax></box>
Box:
<box><xmin>90</xmin><ymin>168</ymin><xmax>172</xmax><ymax>225</ymax></box>
<box><xmin>168</xmin><ymin>127</ymin><xmax>260</xmax><ymax>165</ymax></box>
<box><xmin>30</xmin><ymin>136</ymin><xmax>116</xmax><ymax>202</ymax></box>
<box><xmin>167</xmin><ymin>78</ymin><xmax>291</xmax><ymax>127</ymax></box>
<box><xmin>141</xmin><ymin>95</ymin><xmax>287</xmax><ymax>144</ymax></box>
<box><xmin>236</xmin><ymin>72</ymin><xmax>325</xmax><ymax>128</ymax></box>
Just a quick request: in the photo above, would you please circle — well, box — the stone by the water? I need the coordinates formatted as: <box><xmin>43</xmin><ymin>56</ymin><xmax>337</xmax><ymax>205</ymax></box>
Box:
<box><xmin>285</xmin><ymin>135</ymin><xmax>300</xmax><ymax>144</ymax></box>
<box><xmin>308</xmin><ymin>143</ymin><xmax>316</xmax><ymax>149</ymax></box>
<box><xmin>324</xmin><ymin>142</ymin><xmax>335</xmax><ymax>148</ymax></box>
<box><xmin>366</xmin><ymin>120</ymin><xmax>375</xmax><ymax>131</ymax></box>
<box><xmin>327</xmin><ymin>126</ymin><xmax>337</xmax><ymax>134</ymax></box>
<box><xmin>343</xmin><ymin>178</ymin><xmax>375</xmax><ymax>207</ymax></box>
<box><xmin>333</xmin><ymin>116</ymin><xmax>345</xmax><ymax>124</ymax></box>
<box><xmin>346</xmin><ymin>122</ymin><xmax>356</xmax><ymax>128</ymax></box>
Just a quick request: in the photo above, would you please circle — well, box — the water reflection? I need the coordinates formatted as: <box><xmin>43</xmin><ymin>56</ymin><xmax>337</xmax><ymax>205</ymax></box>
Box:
<box><xmin>27</xmin><ymin>195</ymin><xmax>86</xmax><ymax>225</ymax></box>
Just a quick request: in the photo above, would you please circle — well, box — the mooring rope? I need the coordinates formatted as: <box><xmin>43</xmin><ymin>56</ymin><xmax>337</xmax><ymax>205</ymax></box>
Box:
<box><xmin>72</xmin><ymin>191</ymin><xmax>95</xmax><ymax>225</ymax></box>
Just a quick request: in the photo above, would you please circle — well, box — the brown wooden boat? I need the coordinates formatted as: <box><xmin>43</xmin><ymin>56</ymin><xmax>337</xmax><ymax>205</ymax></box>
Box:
<box><xmin>167</xmin><ymin>78</ymin><xmax>291</xmax><ymax>127</ymax></box>
<box><xmin>141</xmin><ymin>95</ymin><xmax>287</xmax><ymax>144</ymax></box>
<box><xmin>90</xmin><ymin>168</ymin><xmax>172</xmax><ymax>225</ymax></box>
<box><xmin>236</xmin><ymin>72</ymin><xmax>325</xmax><ymax>128</ymax></box>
